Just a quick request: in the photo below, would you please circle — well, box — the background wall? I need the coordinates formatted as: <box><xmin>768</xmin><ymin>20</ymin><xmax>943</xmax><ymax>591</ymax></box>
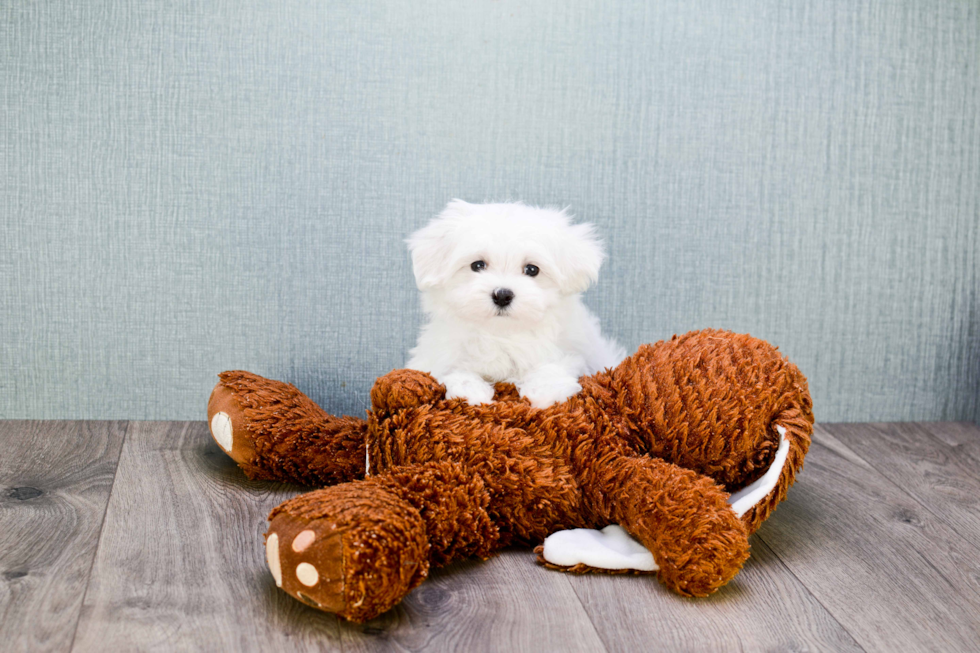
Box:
<box><xmin>2</xmin><ymin>0</ymin><xmax>978</xmax><ymax>422</ymax></box>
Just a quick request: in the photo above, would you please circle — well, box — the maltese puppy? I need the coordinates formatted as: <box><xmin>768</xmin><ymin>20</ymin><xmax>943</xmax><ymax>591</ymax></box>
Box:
<box><xmin>405</xmin><ymin>200</ymin><xmax>625</xmax><ymax>408</ymax></box>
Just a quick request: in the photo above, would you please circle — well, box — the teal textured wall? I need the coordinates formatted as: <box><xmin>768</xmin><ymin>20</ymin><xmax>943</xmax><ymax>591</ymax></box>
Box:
<box><xmin>1</xmin><ymin>1</ymin><xmax>978</xmax><ymax>422</ymax></box>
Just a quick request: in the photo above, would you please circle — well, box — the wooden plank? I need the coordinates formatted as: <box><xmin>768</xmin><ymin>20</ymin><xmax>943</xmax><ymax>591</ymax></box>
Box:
<box><xmin>71</xmin><ymin>422</ymin><xmax>342</xmax><ymax>651</ymax></box>
<box><xmin>755</xmin><ymin>425</ymin><xmax>980</xmax><ymax>652</ymax></box>
<box><xmin>72</xmin><ymin>421</ymin><xmax>607</xmax><ymax>652</ymax></box>
<box><xmin>337</xmin><ymin>550</ymin><xmax>608</xmax><ymax>653</ymax></box>
<box><xmin>917</xmin><ymin>421</ymin><xmax>980</xmax><ymax>466</ymax></box>
<box><xmin>824</xmin><ymin>422</ymin><xmax>980</xmax><ymax>550</ymax></box>
<box><xmin>0</xmin><ymin>421</ymin><xmax>127</xmax><ymax>653</ymax></box>
<box><xmin>566</xmin><ymin>525</ymin><xmax>863</xmax><ymax>652</ymax></box>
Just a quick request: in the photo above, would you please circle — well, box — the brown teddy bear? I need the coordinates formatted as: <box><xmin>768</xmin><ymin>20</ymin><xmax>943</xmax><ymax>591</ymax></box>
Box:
<box><xmin>207</xmin><ymin>329</ymin><xmax>813</xmax><ymax>622</ymax></box>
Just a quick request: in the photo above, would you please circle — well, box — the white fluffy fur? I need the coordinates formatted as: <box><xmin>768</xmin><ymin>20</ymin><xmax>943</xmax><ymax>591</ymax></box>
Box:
<box><xmin>405</xmin><ymin>200</ymin><xmax>625</xmax><ymax>408</ymax></box>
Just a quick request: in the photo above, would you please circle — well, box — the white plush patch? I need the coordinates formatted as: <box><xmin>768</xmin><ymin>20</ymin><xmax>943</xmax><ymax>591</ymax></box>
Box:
<box><xmin>296</xmin><ymin>562</ymin><xmax>319</xmax><ymax>587</ymax></box>
<box><xmin>542</xmin><ymin>524</ymin><xmax>658</xmax><ymax>571</ymax></box>
<box><xmin>727</xmin><ymin>425</ymin><xmax>791</xmax><ymax>518</ymax></box>
<box><xmin>266</xmin><ymin>533</ymin><xmax>282</xmax><ymax>587</ymax></box>
<box><xmin>365</xmin><ymin>441</ymin><xmax>370</xmax><ymax>476</ymax></box>
<box><xmin>292</xmin><ymin>530</ymin><xmax>315</xmax><ymax>553</ymax></box>
<box><xmin>210</xmin><ymin>412</ymin><xmax>233</xmax><ymax>452</ymax></box>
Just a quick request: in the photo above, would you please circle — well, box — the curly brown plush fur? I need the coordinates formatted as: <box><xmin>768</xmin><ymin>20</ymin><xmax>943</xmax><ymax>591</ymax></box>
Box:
<box><xmin>207</xmin><ymin>329</ymin><xmax>813</xmax><ymax>622</ymax></box>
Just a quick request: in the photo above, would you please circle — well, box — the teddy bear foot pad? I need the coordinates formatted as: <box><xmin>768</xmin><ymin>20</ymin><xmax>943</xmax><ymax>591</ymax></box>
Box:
<box><xmin>265</xmin><ymin>516</ymin><xmax>347</xmax><ymax>613</ymax></box>
<box><xmin>207</xmin><ymin>383</ymin><xmax>258</xmax><ymax>467</ymax></box>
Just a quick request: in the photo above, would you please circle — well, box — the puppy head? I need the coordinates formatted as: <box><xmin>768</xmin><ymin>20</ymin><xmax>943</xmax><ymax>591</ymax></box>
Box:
<box><xmin>407</xmin><ymin>200</ymin><xmax>605</xmax><ymax>327</ymax></box>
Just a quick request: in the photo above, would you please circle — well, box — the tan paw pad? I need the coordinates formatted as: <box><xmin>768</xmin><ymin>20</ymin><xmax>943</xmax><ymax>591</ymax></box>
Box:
<box><xmin>296</xmin><ymin>562</ymin><xmax>319</xmax><ymax>587</ymax></box>
<box><xmin>292</xmin><ymin>530</ymin><xmax>316</xmax><ymax>552</ymax></box>
<box><xmin>266</xmin><ymin>533</ymin><xmax>282</xmax><ymax>587</ymax></box>
<box><xmin>210</xmin><ymin>411</ymin><xmax>233</xmax><ymax>452</ymax></box>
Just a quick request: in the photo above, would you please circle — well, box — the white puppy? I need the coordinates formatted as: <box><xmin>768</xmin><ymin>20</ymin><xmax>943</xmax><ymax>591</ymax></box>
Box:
<box><xmin>405</xmin><ymin>200</ymin><xmax>625</xmax><ymax>408</ymax></box>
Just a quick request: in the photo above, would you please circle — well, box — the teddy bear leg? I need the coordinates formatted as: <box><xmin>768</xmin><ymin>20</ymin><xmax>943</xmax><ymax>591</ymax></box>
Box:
<box><xmin>264</xmin><ymin>461</ymin><xmax>499</xmax><ymax>622</ymax></box>
<box><xmin>207</xmin><ymin>371</ymin><xmax>367</xmax><ymax>485</ymax></box>
<box><xmin>562</xmin><ymin>456</ymin><xmax>750</xmax><ymax>597</ymax></box>
<box><xmin>651</xmin><ymin>416</ymin><xmax>810</xmax><ymax>535</ymax></box>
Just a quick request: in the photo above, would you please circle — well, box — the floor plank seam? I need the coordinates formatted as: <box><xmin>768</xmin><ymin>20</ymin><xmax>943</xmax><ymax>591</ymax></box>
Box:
<box><xmin>822</xmin><ymin>427</ymin><xmax>980</xmax><ymax>559</ymax></box>
<box><xmin>910</xmin><ymin>423</ymin><xmax>980</xmax><ymax>552</ymax></box>
<box><xmin>917</xmin><ymin>422</ymin><xmax>980</xmax><ymax>550</ymax></box>
<box><xmin>66</xmin><ymin>420</ymin><xmax>130</xmax><ymax>653</ymax></box>
<box><xmin>752</xmin><ymin>533</ymin><xmax>867</xmax><ymax>653</ymax></box>
<box><xmin>556</xmin><ymin>573</ymin><xmax>613</xmax><ymax>653</ymax></box>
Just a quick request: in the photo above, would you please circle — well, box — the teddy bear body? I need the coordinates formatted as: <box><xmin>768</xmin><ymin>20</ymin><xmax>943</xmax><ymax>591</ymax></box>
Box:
<box><xmin>208</xmin><ymin>330</ymin><xmax>813</xmax><ymax>622</ymax></box>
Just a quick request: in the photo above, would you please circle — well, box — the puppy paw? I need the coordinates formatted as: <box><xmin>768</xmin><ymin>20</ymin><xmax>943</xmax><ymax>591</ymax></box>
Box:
<box><xmin>441</xmin><ymin>371</ymin><xmax>495</xmax><ymax>405</ymax></box>
<box><xmin>518</xmin><ymin>375</ymin><xmax>582</xmax><ymax>408</ymax></box>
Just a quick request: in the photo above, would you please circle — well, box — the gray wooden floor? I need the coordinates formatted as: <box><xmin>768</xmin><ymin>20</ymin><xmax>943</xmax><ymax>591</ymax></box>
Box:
<box><xmin>2</xmin><ymin>421</ymin><xmax>980</xmax><ymax>652</ymax></box>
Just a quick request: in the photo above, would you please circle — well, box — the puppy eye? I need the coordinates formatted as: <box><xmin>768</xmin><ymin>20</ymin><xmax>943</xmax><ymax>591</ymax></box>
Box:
<box><xmin>523</xmin><ymin>264</ymin><xmax>539</xmax><ymax>277</ymax></box>
<box><xmin>471</xmin><ymin>260</ymin><xmax>487</xmax><ymax>272</ymax></box>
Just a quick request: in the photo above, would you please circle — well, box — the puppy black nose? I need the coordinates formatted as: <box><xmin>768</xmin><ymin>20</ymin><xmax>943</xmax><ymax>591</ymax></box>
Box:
<box><xmin>492</xmin><ymin>288</ymin><xmax>514</xmax><ymax>308</ymax></box>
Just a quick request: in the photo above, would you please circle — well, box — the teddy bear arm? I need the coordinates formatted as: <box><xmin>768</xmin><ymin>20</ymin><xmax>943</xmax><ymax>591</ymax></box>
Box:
<box><xmin>586</xmin><ymin>455</ymin><xmax>750</xmax><ymax>597</ymax></box>
<box><xmin>208</xmin><ymin>371</ymin><xmax>367</xmax><ymax>485</ymax></box>
<box><xmin>370</xmin><ymin>368</ymin><xmax>447</xmax><ymax>414</ymax></box>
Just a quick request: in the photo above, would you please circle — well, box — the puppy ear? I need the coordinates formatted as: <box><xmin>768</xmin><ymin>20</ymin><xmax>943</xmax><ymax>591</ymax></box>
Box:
<box><xmin>552</xmin><ymin>221</ymin><xmax>605</xmax><ymax>294</ymax></box>
<box><xmin>406</xmin><ymin>200</ymin><xmax>473</xmax><ymax>290</ymax></box>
